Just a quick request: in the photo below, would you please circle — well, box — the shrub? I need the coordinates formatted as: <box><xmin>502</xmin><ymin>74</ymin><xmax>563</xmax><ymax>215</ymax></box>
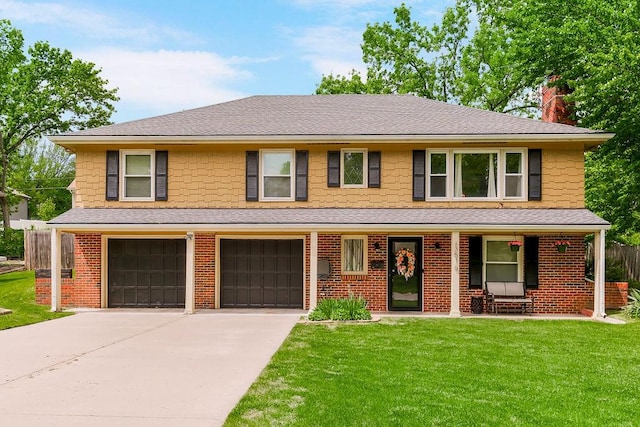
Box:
<box><xmin>622</xmin><ymin>288</ymin><xmax>640</xmax><ymax>319</ymax></box>
<box><xmin>0</xmin><ymin>229</ymin><xmax>24</xmax><ymax>259</ymax></box>
<box><xmin>308</xmin><ymin>294</ymin><xmax>372</xmax><ymax>321</ymax></box>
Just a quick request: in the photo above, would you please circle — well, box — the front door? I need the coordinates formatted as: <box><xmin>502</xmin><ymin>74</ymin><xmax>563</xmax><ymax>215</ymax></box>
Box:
<box><xmin>388</xmin><ymin>237</ymin><xmax>422</xmax><ymax>310</ymax></box>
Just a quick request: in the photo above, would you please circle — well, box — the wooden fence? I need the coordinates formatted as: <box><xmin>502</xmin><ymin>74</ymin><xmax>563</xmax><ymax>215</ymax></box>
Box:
<box><xmin>24</xmin><ymin>230</ymin><xmax>74</xmax><ymax>270</ymax></box>
<box><xmin>586</xmin><ymin>241</ymin><xmax>640</xmax><ymax>282</ymax></box>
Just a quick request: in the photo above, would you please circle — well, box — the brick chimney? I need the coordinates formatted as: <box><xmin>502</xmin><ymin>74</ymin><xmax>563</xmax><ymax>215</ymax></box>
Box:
<box><xmin>541</xmin><ymin>76</ymin><xmax>576</xmax><ymax>125</ymax></box>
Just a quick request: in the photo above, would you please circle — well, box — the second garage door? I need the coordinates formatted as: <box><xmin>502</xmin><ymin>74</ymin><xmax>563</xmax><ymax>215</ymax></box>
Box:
<box><xmin>108</xmin><ymin>239</ymin><xmax>186</xmax><ymax>308</ymax></box>
<box><xmin>220</xmin><ymin>239</ymin><xmax>303</xmax><ymax>308</ymax></box>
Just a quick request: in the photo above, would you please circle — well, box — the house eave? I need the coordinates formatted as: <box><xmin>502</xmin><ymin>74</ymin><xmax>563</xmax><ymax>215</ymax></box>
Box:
<box><xmin>49</xmin><ymin>133</ymin><xmax>614</xmax><ymax>147</ymax></box>
<box><xmin>48</xmin><ymin>222</ymin><xmax>610</xmax><ymax>234</ymax></box>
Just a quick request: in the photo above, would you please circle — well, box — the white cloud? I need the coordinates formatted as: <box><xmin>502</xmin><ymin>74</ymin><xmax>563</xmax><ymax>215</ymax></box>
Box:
<box><xmin>0</xmin><ymin>0</ymin><xmax>201</xmax><ymax>44</ymax></box>
<box><xmin>292</xmin><ymin>25</ymin><xmax>366</xmax><ymax>77</ymax></box>
<box><xmin>78</xmin><ymin>48</ymin><xmax>254</xmax><ymax>116</ymax></box>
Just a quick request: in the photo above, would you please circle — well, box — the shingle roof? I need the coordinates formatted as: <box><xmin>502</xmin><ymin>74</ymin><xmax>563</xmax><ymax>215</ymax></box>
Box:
<box><xmin>49</xmin><ymin>208</ymin><xmax>609</xmax><ymax>231</ymax></box>
<box><xmin>58</xmin><ymin>95</ymin><xmax>603</xmax><ymax>138</ymax></box>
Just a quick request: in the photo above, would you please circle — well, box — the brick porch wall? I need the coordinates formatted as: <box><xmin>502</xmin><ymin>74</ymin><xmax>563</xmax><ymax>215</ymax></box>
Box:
<box><xmin>194</xmin><ymin>233</ymin><xmax>216</xmax><ymax>309</ymax></box>
<box><xmin>35</xmin><ymin>232</ymin><xmax>597</xmax><ymax>314</ymax></box>
<box><xmin>35</xmin><ymin>233</ymin><xmax>102</xmax><ymax>308</ymax></box>
<box><xmin>530</xmin><ymin>236</ymin><xmax>589</xmax><ymax>313</ymax></box>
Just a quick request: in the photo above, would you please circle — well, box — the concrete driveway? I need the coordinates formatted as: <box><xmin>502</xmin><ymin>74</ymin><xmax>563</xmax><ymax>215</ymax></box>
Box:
<box><xmin>0</xmin><ymin>310</ymin><xmax>301</xmax><ymax>426</ymax></box>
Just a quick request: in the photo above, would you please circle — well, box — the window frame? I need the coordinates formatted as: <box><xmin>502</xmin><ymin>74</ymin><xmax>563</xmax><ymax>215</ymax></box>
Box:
<box><xmin>503</xmin><ymin>150</ymin><xmax>526</xmax><ymax>199</ymax></box>
<box><xmin>341</xmin><ymin>235</ymin><xmax>368</xmax><ymax>275</ymax></box>
<box><xmin>427</xmin><ymin>151</ymin><xmax>449</xmax><ymax>198</ymax></box>
<box><xmin>424</xmin><ymin>149</ymin><xmax>527</xmax><ymax>201</ymax></box>
<box><xmin>260</xmin><ymin>149</ymin><xmax>295</xmax><ymax>201</ymax></box>
<box><xmin>340</xmin><ymin>148</ymin><xmax>368</xmax><ymax>188</ymax></box>
<box><xmin>120</xmin><ymin>150</ymin><xmax>155</xmax><ymax>201</ymax></box>
<box><xmin>482</xmin><ymin>236</ymin><xmax>523</xmax><ymax>283</ymax></box>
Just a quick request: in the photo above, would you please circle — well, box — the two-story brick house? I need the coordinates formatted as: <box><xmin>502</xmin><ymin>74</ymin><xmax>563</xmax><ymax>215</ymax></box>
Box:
<box><xmin>43</xmin><ymin>95</ymin><xmax>612</xmax><ymax>317</ymax></box>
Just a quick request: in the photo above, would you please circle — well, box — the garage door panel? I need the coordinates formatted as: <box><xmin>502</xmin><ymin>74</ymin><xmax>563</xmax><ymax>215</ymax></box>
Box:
<box><xmin>108</xmin><ymin>239</ymin><xmax>186</xmax><ymax>308</ymax></box>
<box><xmin>221</xmin><ymin>239</ymin><xmax>303</xmax><ymax>308</ymax></box>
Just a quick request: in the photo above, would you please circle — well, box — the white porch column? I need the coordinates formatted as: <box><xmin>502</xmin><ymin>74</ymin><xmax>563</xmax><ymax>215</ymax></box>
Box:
<box><xmin>593</xmin><ymin>229</ymin><xmax>606</xmax><ymax>319</ymax></box>
<box><xmin>450</xmin><ymin>231</ymin><xmax>461</xmax><ymax>317</ymax></box>
<box><xmin>309</xmin><ymin>231</ymin><xmax>318</xmax><ymax>310</ymax></box>
<box><xmin>184</xmin><ymin>232</ymin><xmax>196</xmax><ymax>314</ymax></box>
<box><xmin>50</xmin><ymin>227</ymin><xmax>61</xmax><ymax>312</ymax></box>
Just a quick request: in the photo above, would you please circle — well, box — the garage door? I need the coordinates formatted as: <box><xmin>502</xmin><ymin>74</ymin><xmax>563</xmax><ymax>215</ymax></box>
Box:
<box><xmin>108</xmin><ymin>239</ymin><xmax>186</xmax><ymax>308</ymax></box>
<box><xmin>220</xmin><ymin>239</ymin><xmax>303</xmax><ymax>308</ymax></box>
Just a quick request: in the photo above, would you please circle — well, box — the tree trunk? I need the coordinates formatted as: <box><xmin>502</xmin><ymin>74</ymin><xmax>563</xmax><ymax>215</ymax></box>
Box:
<box><xmin>0</xmin><ymin>132</ymin><xmax>12</xmax><ymax>232</ymax></box>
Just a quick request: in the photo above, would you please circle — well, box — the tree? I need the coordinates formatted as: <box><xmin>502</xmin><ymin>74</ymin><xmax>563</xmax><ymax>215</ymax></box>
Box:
<box><xmin>316</xmin><ymin>2</ymin><xmax>539</xmax><ymax>116</ymax></box>
<box><xmin>317</xmin><ymin>0</ymin><xmax>640</xmax><ymax>242</ymax></box>
<box><xmin>10</xmin><ymin>138</ymin><xmax>75</xmax><ymax>220</ymax></box>
<box><xmin>0</xmin><ymin>20</ymin><xmax>118</xmax><ymax>230</ymax></box>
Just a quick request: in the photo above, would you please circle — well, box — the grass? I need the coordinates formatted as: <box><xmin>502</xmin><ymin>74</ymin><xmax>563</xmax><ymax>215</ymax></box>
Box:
<box><xmin>0</xmin><ymin>270</ymin><xmax>72</xmax><ymax>330</ymax></box>
<box><xmin>225</xmin><ymin>318</ymin><xmax>640</xmax><ymax>426</ymax></box>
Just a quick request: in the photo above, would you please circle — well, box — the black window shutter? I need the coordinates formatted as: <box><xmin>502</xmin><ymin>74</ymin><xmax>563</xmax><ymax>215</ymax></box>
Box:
<box><xmin>106</xmin><ymin>151</ymin><xmax>119</xmax><ymax>201</ymax></box>
<box><xmin>469</xmin><ymin>236</ymin><xmax>483</xmax><ymax>289</ymax></box>
<box><xmin>528</xmin><ymin>149</ymin><xmax>542</xmax><ymax>201</ymax></box>
<box><xmin>295</xmin><ymin>150</ymin><xmax>308</xmax><ymax>201</ymax></box>
<box><xmin>155</xmin><ymin>151</ymin><xmax>168</xmax><ymax>201</ymax></box>
<box><xmin>327</xmin><ymin>151</ymin><xmax>340</xmax><ymax>187</ymax></box>
<box><xmin>368</xmin><ymin>151</ymin><xmax>381</xmax><ymax>188</ymax></box>
<box><xmin>524</xmin><ymin>236</ymin><xmax>540</xmax><ymax>289</ymax></box>
<box><xmin>413</xmin><ymin>150</ymin><xmax>426</xmax><ymax>201</ymax></box>
<box><xmin>246</xmin><ymin>151</ymin><xmax>259</xmax><ymax>201</ymax></box>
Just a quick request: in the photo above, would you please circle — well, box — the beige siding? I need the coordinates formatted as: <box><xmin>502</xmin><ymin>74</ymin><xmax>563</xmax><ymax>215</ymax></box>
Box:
<box><xmin>74</xmin><ymin>144</ymin><xmax>585</xmax><ymax>209</ymax></box>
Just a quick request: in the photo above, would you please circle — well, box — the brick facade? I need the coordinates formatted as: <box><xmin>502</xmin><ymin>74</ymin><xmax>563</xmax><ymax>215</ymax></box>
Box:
<box><xmin>36</xmin><ymin>232</ymin><xmax>610</xmax><ymax>315</ymax></box>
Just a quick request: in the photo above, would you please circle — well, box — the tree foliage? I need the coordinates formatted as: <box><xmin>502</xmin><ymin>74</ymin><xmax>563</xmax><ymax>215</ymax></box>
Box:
<box><xmin>10</xmin><ymin>139</ymin><xmax>75</xmax><ymax>220</ymax></box>
<box><xmin>0</xmin><ymin>19</ymin><xmax>118</xmax><ymax>230</ymax></box>
<box><xmin>317</xmin><ymin>0</ymin><xmax>640</xmax><ymax>242</ymax></box>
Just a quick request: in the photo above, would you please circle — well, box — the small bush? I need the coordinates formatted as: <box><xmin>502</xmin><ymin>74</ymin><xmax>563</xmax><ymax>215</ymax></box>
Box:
<box><xmin>622</xmin><ymin>288</ymin><xmax>640</xmax><ymax>319</ymax></box>
<box><xmin>0</xmin><ymin>229</ymin><xmax>24</xmax><ymax>258</ymax></box>
<box><xmin>308</xmin><ymin>294</ymin><xmax>372</xmax><ymax>321</ymax></box>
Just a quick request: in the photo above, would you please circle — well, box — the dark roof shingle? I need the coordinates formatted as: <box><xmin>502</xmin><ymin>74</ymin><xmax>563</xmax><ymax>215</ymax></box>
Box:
<box><xmin>49</xmin><ymin>208</ymin><xmax>609</xmax><ymax>231</ymax></box>
<box><xmin>58</xmin><ymin>95</ymin><xmax>603</xmax><ymax>138</ymax></box>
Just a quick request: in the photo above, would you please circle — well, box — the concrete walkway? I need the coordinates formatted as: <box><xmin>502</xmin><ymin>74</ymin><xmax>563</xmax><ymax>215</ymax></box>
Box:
<box><xmin>0</xmin><ymin>310</ymin><xmax>301</xmax><ymax>426</ymax></box>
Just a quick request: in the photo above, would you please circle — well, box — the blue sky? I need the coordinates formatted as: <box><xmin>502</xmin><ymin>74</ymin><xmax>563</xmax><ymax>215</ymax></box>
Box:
<box><xmin>0</xmin><ymin>0</ymin><xmax>451</xmax><ymax>123</ymax></box>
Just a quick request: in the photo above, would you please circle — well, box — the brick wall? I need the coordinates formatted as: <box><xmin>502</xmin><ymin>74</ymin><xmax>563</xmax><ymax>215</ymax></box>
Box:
<box><xmin>194</xmin><ymin>233</ymin><xmax>216</xmax><ymax>308</ymax></box>
<box><xmin>35</xmin><ymin>231</ymin><xmax>599</xmax><ymax>315</ymax></box>
<box><xmin>35</xmin><ymin>233</ymin><xmax>102</xmax><ymax>307</ymax></box>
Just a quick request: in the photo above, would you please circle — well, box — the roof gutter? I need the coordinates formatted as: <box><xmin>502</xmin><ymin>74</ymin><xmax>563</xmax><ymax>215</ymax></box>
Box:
<box><xmin>48</xmin><ymin>222</ymin><xmax>610</xmax><ymax>234</ymax></box>
<box><xmin>48</xmin><ymin>133</ymin><xmax>614</xmax><ymax>145</ymax></box>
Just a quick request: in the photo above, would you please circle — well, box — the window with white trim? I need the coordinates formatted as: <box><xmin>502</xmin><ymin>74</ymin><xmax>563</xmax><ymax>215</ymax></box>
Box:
<box><xmin>428</xmin><ymin>152</ymin><xmax>448</xmax><ymax>198</ymax></box>
<box><xmin>484</xmin><ymin>237</ymin><xmax>522</xmax><ymax>282</ymax></box>
<box><xmin>121</xmin><ymin>150</ymin><xmax>154</xmax><ymax>201</ymax></box>
<box><xmin>426</xmin><ymin>149</ymin><xmax>526</xmax><ymax>200</ymax></box>
<box><xmin>341</xmin><ymin>235</ymin><xmax>367</xmax><ymax>274</ymax></box>
<box><xmin>261</xmin><ymin>150</ymin><xmax>294</xmax><ymax>200</ymax></box>
<box><xmin>341</xmin><ymin>149</ymin><xmax>367</xmax><ymax>188</ymax></box>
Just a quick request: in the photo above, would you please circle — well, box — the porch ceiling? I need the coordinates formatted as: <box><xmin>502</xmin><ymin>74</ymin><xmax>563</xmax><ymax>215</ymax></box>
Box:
<box><xmin>48</xmin><ymin>207</ymin><xmax>609</xmax><ymax>233</ymax></box>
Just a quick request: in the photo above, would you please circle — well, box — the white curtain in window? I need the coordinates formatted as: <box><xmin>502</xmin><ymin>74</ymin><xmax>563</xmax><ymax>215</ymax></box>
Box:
<box><xmin>345</xmin><ymin>239</ymin><xmax>364</xmax><ymax>272</ymax></box>
<box><xmin>488</xmin><ymin>153</ymin><xmax>497</xmax><ymax>197</ymax></box>
<box><xmin>454</xmin><ymin>153</ymin><xmax>463</xmax><ymax>197</ymax></box>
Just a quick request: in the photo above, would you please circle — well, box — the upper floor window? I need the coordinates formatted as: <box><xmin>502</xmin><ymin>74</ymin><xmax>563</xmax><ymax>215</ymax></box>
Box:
<box><xmin>261</xmin><ymin>150</ymin><xmax>294</xmax><ymax>201</ymax></box>
<box><xmin>121</xmin><ymin>150</ymin><xmax>155</xmax><ymax>201</ymax></box>
<box><xmin>341</xmin><ymin>149</ymin><xmax>367</xmax><ymax>188</ymax></box>
<box><xmin>425</xmin><ymin>149</ymin><xmax>526</xmax><ymax>200</ymax></box>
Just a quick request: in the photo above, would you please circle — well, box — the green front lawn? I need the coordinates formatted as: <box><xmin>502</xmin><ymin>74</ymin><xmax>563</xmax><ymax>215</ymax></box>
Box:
<box><xmin>0</xmin><ymin>270</ymin><xmax>72</xmax><ymax>330</ymax></box>
<box><xmin>226</xmin><ymin>318</ymin><xmax>640</xmax><ymax>426</ymax></box>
